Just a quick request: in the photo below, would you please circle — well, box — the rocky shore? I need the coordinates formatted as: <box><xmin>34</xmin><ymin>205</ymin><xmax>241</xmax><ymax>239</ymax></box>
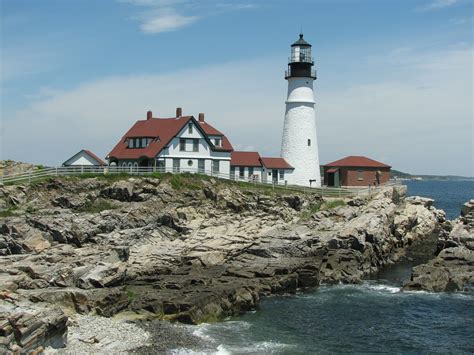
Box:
<box><xmin>0</xmin><ymin>173</ymin><xmax>466</xmax><ymax>353</ymax></box>
<box><xmin>404</xmin><ymin>199</ymin><xmax>474</xmax><ymax>292</ymax></box>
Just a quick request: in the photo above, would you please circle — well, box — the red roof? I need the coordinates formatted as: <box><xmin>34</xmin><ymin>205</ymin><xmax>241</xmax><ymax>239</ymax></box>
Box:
<box><xmin>84</xmin><ymin>150</ymin><xmax>106</xmax><ymax>166</ymax></box>
<box><xmin>108</xmin><ymin>115</ymin><xmax>232</xmax><ymax>160</ymax></box>
<box><xmin>199</xmin><ymin>121</ymin><xmax>223</xmax><ymax>136</ymax></box>
<box><xmin>199</xmin><ymin>121</ymin><xmax>233</xmax><ymax>151</ymax></box>
<box><xmin>326</xmin><ymin>168</ymin><xmax>339</xmax><ymax>173</ymax></box>
<box><xmin>324</xmin><ymin>156</ymin><xmax>391</xmax><ymax>168</ymax></box>
<box><xmin>231</xmin><ymin>151</ymin><xmax>262</xmax><ymax>167</ymax></box>
<box><xmin>260</xmin><ymin>157</ymin><xmax>293</xmax><ymax>169</ymax></box>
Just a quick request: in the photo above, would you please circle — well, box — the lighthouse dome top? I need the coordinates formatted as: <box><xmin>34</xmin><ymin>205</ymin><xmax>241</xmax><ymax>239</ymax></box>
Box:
<box><xmin>291</xmin><ymin>33</ymin><xmax>311</xmax><ymax>47</ymax></box>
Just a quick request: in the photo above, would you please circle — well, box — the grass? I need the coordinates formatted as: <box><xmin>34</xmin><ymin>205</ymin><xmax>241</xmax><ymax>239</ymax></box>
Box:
<box><xmin>76</xmin><ymin>199</ymin><xmax>119</xmax><ymax>213</ymax></box>
<box><xmin>322</xmin><ymin>199</ymin><xmax>346</xmax><ymax>210</ymax></box>
<box><xmin>0</xmin><ymin>205</ymin><xmax>18</xmax><ymax>218</ymax></box>
<box><xmin>126</xmin><ymin>288</ymin><xmax>136</xmax><ymax>301</ymax></box>
<box><xmin>300</xmin><ymin>199</ymin><xmax>346</xmax><ymax>220</ymax></box>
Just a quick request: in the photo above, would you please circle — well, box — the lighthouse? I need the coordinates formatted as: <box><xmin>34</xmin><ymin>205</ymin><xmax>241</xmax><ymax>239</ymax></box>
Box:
<box><xmin>281</xmin><ymin>34</ymin><xmax>321</xmax><ymax>187</ymax></box>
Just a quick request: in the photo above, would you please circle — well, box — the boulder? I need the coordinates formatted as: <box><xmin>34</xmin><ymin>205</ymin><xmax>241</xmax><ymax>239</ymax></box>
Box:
<box><xmin>77</xmin><ymin>263</ymin><xmax>127</xmax><ymax>289</ymax></box>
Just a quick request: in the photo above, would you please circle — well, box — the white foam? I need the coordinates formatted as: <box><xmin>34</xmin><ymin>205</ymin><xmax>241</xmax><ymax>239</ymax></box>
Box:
<box><xmin>363</xmin><ymin>284</ymin><xmax>401</xmax><ymax>294</ymax></box>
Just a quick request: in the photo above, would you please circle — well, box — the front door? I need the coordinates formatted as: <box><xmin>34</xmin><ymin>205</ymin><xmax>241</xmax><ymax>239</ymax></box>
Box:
<box><xmin>173</xmin><ymin>159</ymin><xmax>180</xmax><ymax>173</ymax></box>
<box><xmin>327</xmin><ymin>173</ymin><xmax>335</xmax><ymax>186</ymax></box>
<box><xmin>272</xmin><ymin>169</ymin><xmax>278</xmax><ymax>184</ymax></box>
<box><xmin>198</xmin><ymin>159</ymin><xmax>205</xmax><ymax>174</ymax></box>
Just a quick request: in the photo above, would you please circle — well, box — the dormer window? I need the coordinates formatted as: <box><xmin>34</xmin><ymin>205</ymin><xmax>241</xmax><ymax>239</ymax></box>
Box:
<box><xmin>188</xmin><ymin>122</ymin><xmax>193</xmax><ymax>134</ymax></box>
<box><xmin>214</xmin><ymin>138</ymin><xmax>221</xmax><ymax>147</ymax></box>
<box><xmin>127</xmin><ymin>137</ymin><xmax>152</xmax><ymax>149</ymax></box>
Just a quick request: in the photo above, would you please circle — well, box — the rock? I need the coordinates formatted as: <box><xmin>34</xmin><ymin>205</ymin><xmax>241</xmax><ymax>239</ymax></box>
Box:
<box><xmin>405</xmin><ymin>196</ymin><xmax>434</xmax><ymax>208</ymax></box>
<box><xmin>404</xmin><ymin>201</ymin><xmax>474</xmax><ymax>292</ymax></box>
<box><xmin>284</xmin><ymin>195</ymin><xmax>304</xmax><ymax>211</ymax></box>
<box><xmin>0</xmin><ymin>292</ymin><xmax>67</xmax><ymax>353</ymax></box>
<box><xmin>100</xmin><ymin>181</ymin><xmax>142</xmax><ymax>202</ymax></box>
<box><xmin>77</xmin><ymin>263</ymin><xmax>127</xmax><ymax>289</ymax></box>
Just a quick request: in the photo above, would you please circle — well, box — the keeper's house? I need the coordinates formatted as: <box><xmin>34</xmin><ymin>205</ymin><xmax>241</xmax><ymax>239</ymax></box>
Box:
<box><xmin>323</xmin><ymin>156</ymin><xmax>391</xmax><ymax>187</ymax></box>
<box><xmin>107</xmin><ymin>108</ymin><xmax>293</xmax><ymax>183</ymax></box>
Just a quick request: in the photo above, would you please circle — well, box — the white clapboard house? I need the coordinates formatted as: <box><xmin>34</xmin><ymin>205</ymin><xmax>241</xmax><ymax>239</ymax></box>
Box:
<box><xmin>107</xmin><ymin>108</ymin><xmax>294</xmax><ymax>184</ymax></box>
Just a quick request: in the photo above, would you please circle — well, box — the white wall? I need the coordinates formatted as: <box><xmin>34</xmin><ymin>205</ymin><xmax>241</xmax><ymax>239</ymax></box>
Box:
<box><xmin>64</xmin><ymin>151</ymin><xmax>100</xmax><ymax>166</ymax></box>
<box><xmin>281</xmin><ymin>76</ymin><xmax>321</xmax><ymax>187</ymax></box>
<box><xmin>157</xmin><ymin>120</ymin><xmax>231</xmax><ymax>175</ymax></box>
<box><xmin>231</xmin><ymin>166</ymin><xmax>263</xmax><ymax>181</ymax></box>
<box><xmin>262</xmin><ymin>167</ymin><xmax>294</xmax><ymax>184</ymax></box>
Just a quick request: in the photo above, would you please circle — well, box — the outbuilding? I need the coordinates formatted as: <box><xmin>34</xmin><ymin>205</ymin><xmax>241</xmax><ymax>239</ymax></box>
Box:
<box><xmin>323</xmin><ymin>156</ymin><xmax>391</xmax><ymax>187</ymax></box>
<box><xmin>63</xmin><ymin>149</ymin><xmax>106</xmax><ymax>167</ymax></box>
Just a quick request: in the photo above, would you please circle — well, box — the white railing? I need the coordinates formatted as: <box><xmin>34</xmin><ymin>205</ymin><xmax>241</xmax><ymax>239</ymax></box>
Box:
<box><xmin>0</xmin><ymin>166</ymin><xmax>401</xmax><ymax>198</ymax></box>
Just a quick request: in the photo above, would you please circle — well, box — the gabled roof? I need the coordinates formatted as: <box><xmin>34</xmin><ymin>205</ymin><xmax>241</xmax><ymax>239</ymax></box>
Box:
<box><xmin>84</xmin><ymin>150</ymin><xmax>106</xmax><ymax>165</ymax></box>
<box><xmin>231</xmin><ymin>151</ymin><xmax>262</xmax><ymax>167</ymax></box>
<box><xmin>108</xmin><ymin>115</ymin><xmax>232</xmax><ymax>160</ymax></box>
<box><xmin>63</xmin><ymin>149</ymin><xmax>106</xmax><ymax>166</ymax></box>
<box><xmin>198</xmin><ymin>120</ymin><xmax>233</xmax><ymax>151</ymax></box>
<box><xmin>260</xmin><ymin>157</ymin><xmax>293</xmax><ymax>169</ymax></box>
<box><xmin>324</xmin><ymin>156</ymin><xmax>391</xmax><ymax>168</ymax></box>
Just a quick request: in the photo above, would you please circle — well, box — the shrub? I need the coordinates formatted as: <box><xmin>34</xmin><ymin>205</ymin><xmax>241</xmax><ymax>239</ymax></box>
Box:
<box><xmin>322</xmin><ymin>199</ymin><xmax>346</xmax><ymax>210</ymax></box>
<box><xmin>76</xmin><ymin>200</ymin><xmax>118</xmax><ymax>213</ymax></box>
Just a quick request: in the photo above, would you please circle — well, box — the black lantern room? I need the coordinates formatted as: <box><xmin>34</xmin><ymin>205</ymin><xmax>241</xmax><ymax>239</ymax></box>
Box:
<box><xmin>285</xmin><ymin>34</ymin><xmax>316</xmax><ymax>80</ymax></box>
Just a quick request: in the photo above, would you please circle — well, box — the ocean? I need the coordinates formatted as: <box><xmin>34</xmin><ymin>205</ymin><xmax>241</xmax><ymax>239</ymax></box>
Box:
<box><xmin>405</xmin><ymin>179</ymin><xmax>473</xmax><ymax>220</ymax></box>
<box><xmin>176</xmin><ymin>180</ymin><xmax>474</xmax><ymax>354</ymax></box>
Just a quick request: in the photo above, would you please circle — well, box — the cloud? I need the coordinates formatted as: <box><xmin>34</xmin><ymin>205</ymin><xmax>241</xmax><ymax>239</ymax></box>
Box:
<box><xmin>2</xmin><ymin>47</ymin><xmax>472</xmax><ymax>176</ymax></box>
<box><xmin>121</xmin><ymin>0</ymin><xmax>257</xmax><ymax>34</ymax></box>
<box><xmin>139</xmin><ymin>10</ymin><xmax>198</xmax><ymax>33</ymax></box>
<box><xmin>417</xmin><ymin>0</ymin><xmax>459</xmax><ymax>11</ymax></box>
<box><xmin>449</xmin><ymin>16</ymin><xmax>474</xmax><ymax>25</ymax></box>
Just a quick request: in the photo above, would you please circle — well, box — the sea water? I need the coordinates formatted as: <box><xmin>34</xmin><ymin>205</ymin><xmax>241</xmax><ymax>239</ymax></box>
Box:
<box><xmin>178</xmin><ymin>180</ymin><xmax>474</xmax><ymax>354</ymax></box>
<box><xmin>405</xmin><ymin>179</ymin><xmax>473</xmax><ymax>219</ymax></box>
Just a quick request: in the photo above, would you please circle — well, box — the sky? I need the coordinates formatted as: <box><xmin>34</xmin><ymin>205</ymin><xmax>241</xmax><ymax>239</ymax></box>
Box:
<box><xmin>1</xmin><ymin>0</ymin><xmax>473</xmax><ymax>176</ymax></box>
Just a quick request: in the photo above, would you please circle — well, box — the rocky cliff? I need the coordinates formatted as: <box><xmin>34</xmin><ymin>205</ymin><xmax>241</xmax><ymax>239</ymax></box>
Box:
<box><xmin>404</xmin><ymin>199</ymin><xmax>474</xmax><ymax>292</ymax></box>
<box><xmin>0</xmin><ymin>174</ymin><xmax>447</xmax><ymax>352</ymax></box>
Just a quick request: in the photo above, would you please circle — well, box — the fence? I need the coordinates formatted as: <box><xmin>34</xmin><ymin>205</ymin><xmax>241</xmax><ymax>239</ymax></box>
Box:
<box><xmin>0</xmin><ymin>165</ymin><xmax>401</xmax><ymax>198</ymax></box>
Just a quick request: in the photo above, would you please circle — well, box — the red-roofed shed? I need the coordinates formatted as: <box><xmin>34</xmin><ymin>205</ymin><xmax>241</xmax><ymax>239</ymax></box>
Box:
<box><xmin>323</xmin><ymin>156</ymin><xmax>391</xmax><ymax>187</ymax></box>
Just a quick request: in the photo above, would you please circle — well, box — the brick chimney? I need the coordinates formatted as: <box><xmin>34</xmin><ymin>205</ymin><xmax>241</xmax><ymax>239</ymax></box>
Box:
<box><xmin>176</xmin><ymin>107</ymin><xmax>182</xmax><ymax>117</ymax></box>
<box><xmin>146</xmin><ymin>110</ymin><xmax>152</xmax><ymax>120</ymax></box>
<box><xmin>198</xmin><ymin>113</ymin><xmax>205</xmax><ymax>122</ymax></box>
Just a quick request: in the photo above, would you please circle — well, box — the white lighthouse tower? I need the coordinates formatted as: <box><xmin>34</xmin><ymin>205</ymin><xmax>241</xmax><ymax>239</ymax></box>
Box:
<box><xmin>281</xmin><ymin>34</ymin><xmax>321</xmax><ymax>187</ymax></box>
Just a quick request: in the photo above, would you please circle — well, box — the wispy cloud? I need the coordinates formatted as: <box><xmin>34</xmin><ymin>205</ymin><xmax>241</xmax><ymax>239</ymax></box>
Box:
<box><xmin>417</xmin><ymin>0</ymin><xmax>459</xmax><ymax>11</ymax></box>
<box><xmin>139</xmin><ymin>9</ymin><xmax>198</xmax><ymax>33</ymax></box>
<box><xmin>120</xmin><ymin>0</ymin><xmax>257</xmax><ymax>34</ymax></box>
<box><xmin>449</xmin><ymin>16</ymin><xmax>474</xmax><ymax>25</ymax></box>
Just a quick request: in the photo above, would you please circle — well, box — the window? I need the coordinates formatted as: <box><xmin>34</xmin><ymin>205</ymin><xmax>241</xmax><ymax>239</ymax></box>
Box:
<box><xmin>212</xmin><ymin>160</ymin><xmax>220</xmax><ymax>175</ymax></box>
<box><xmin>230</xmin><ymin>166</ymin><xmax>235</xmax><ymax>180</ymax></box>
<box><xmin>187</xmin><ymin>160</ymin><xmax>193</xmax><ymax>167</ymax></box>
<box><xmin>193</xmin><ymin>139</ymin><xmax>199</xmax><ymax>152</ymax></box>
<box><xmin>214</xmin><ymin>138</ymin><xmax>221</xmax><ymax>147</ymax></box>
<box><xmin>248</xmin><ymin>167</ymin><xmax>254</xmax><ymax>176</ymax></box>
<box><xmin>173</xmin><ymin>159</ymin><xmax>180</xmax><ymax>172</ymax></box>
<box><xmin>188</xmin><ymin>122</ymin><xmax>193</xmax><ymax>134</ymax></box>
<box><xmin>239</xmin><ymin>167</ymin><xmax>245</xmax><ymax>178</ymax></box>
<box><xmin>307</xmin><ymin>139</ymin><xmax>311</xmax><ymax>146</ymax></box>
<box><xmin>128</xmin><ymin>137</ymin><xmax>152</xmax><ymax>148</ymax></box>
<box><xmin>157</xmin><ymin>159</ymin><xmax>165</xmax><ymax>171</ymax></box>
<box><xmin>180</xmin><ymin>138</ymin><xmax>186</xmax><ymax>151</ymax></box>
<box><xmin>198</xmin><ymin>159</ymin><xmax>205</xmax><ymax>173</ymax></box>
<box><xmin>279</xmin><ymin>170</ymin><xmax>284</xmax><ymax>180</ymax></box>
<box><xmin>357</xmin><ymin>170</ymin><xmax>364</xmax><ymax>181</ymax></box>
